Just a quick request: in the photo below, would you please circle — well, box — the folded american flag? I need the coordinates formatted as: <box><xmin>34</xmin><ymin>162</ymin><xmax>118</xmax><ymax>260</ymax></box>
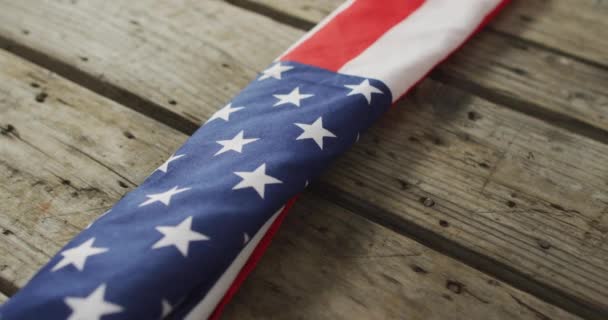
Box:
<box><xmin>0</xmin><ymin>0</ymin><xmax>508</xmax><ymax>319</ymax></box>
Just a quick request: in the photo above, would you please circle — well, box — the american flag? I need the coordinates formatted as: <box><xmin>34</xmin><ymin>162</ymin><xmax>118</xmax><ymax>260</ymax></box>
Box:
<box><xmin>0</xmin><ymin>0</ymin><xmax>507</xmax><ymax>319</ymax></box>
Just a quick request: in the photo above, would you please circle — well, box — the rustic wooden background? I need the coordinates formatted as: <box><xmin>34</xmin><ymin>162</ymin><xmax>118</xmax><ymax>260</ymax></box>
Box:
<box><xmin>0</xmin><ymin>0</ymin><xmax>606</xmax><ymax>319</ymax></box>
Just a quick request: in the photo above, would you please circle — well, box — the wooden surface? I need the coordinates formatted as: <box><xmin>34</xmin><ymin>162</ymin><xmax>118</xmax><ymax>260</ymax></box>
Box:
<box><xmin>0</xmin><ymin>0</ymin><xmax>606</xmax><ymax>319</ymax></box>
<box><xmin>224</xmin><ymin>194</ymin><xmax>580</xmax><ymax>320</ymax></box>
<box><xmin>0</xmin><ymin>50</ymin><xmax>579</xmax><ymax>320</ymax></box>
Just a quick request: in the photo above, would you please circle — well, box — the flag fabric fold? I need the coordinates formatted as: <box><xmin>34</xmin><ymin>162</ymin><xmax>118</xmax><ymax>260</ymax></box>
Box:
<box><xmin>0</xmin><ymin>0</ymin><xmax>508</xmax><ymax>319</ymax></box>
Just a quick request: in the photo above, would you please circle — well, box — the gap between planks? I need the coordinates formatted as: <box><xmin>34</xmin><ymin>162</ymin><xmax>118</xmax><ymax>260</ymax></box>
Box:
<box><xmin>0</xmin><ymin>36</ymin><xmax>199</xmax><ymax>136</ymax></box>
<box><xmin>223</xmin><ymin>192</ymin><xmax>581</xmax><ymax>320</ymax></box>
<box><xmin>310</xmin><ymin>182</ymin><xmax>601</xmax><ymax>320</ymax></box>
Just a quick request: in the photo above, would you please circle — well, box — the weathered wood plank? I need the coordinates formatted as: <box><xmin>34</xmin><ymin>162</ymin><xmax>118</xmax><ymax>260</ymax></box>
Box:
<box><xmin>323</xmin><ymin>80</ymin><xmax>608</xmax><ymax>314</ymax></box>
<box><xmin>0</xmin><ymin>0</ymin><xmax>606</xmax><ymax>315</ymax></box>
<box><xmin>0</xmin><ymin>50</ymin><xmax>579</xmax><ymax>320</ymax></box>
<box><xmin>491</xmin><ymin>0</ymin><xmax>608</xmax><ymax>65</ymax></box>
<box><xmin>0</xmin><ymin>0</ymin><xmax>296</xmax><ymax>126</ymax></box>
<box><xmin>0</xmin><ymin>49</ymin><xmax>187</xmax><ymax>290</ymax></box>
<box><xmin>438</xmin><ymin>31</ymin><xmax>608</xmax><ymax>140</ymax></box>
<box><xmin>242</xmin><ymin>0</ymin><xmax>608</xmax><ymax>138</ymax></box>
<box><xmin>224</xmin><ymin>194</ymin><xmax>581</xmax><ymax>320</ymax></box>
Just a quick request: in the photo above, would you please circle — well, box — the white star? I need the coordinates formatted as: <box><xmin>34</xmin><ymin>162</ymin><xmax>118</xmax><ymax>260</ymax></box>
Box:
<box><xmin>258</xmin><ymin>63</ymin><xmax>293</xmax><ymax>80</ymax></box>
<box><xmin>345</xmin><ymin>79</ymin><xmax>383</xmax><ymax>104</ymax></box>
<box><xmin>206</xmin><ymin>103</ymin><xmax>244</xmax><ymax>123</ymax></box>
<box><xmin>243</xmin><ymin>233</ymin><xmax>250</xmax><ymax>245</ymax></box>
<box><xmin>273</xmin><ymin>87</ymin><xmax>314</xmax><ymax>107</ymax></box>
<box><xmin>295</xmin><ymin>117</ymin><xmax>336</xmax><ymax>149</ymax></box>
<box><xmin>152</xmin><ymin>216</ymin><xmax>209</xmax><ymax>257</ymax></box>
<box><xmin>52</xmin><ymin>237</ymin><xmax>108</xmax><ymax>272</ymax></box>
<box><xmin>156</xmin><ymin>153</ymin><xmax>185</xmax><ymax>173</ymax></box>
<box><xmin>139</xmin><ymin>186</ymin><xmax>191</xmax><ymax>207</ymax></box>
<box><xmin>64</xmin><ymin>284</ymin><xmax>123</xmax><ymax>320</ymax></box>
<box><xmin>161</xmin><ymin>299</ymin><xmax>173</xmax><ymax>318</ymax></box>
<box><xmin>215</xmin><ymin>130</ymin><xmax>259</xmax><ymax>156</ymax></box>
<box><xmin>233</xmin><ymin>163</ymin><xmax>282</xmax><ymax>199</ymax></box>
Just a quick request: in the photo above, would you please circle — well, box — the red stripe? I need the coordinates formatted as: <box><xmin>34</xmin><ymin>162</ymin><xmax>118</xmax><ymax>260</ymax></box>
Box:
<box><xmin>281</xmin><ymin>0</ymin><xmax>425</xmax><ymax>71</ymax></box>
<box><xmin>209</xmin><ymin>196</ymin><xmax>298</xmax><ymax>320</ymax></box>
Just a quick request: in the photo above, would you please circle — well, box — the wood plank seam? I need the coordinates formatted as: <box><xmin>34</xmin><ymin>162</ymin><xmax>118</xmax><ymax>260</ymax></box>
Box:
<box><xmin>0</xmin><ymin>36</ymin><xmax>200</xmax><ymax>136</ymax></box>
<box><xmin>225</xmin><ymin>0</ymin><xmax>316</xmax><ymax>30</ymax></box>
<box><xmin>224</xmin><ymin>0</ymin><xmax>608</xmax><ymax>146</ymax></box>
<box><xmin>486</xmin><ymin>27</ymin><xmax>608</xmax><ymax>73</ymax></box>
<box><xmin>431</xmin><ymin>69</ymin><xmax>608</xmax><ymax>145</ymax></box>
<box><xmin>223</xmin><ymin>192</ymin><xmax>583</xmax><ymax>320</ymax></box>
<box><xmin>227</xmin><ymin>0</ymin><xmax>608</xmax><ymax>70</ymax></box>
<box><xmin>311</xmin><ymin>181</ymin><xmax>606</xmax><ymax>320</ymax></box>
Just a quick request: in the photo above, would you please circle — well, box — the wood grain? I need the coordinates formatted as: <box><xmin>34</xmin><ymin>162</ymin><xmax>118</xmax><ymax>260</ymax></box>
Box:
<box><xmin>0</xmin><ymin>0</ymin><xmax>299</xmax><ymax>126</ymax></box>
<box><xmin>491</xmin><ymin>0</ymin><xmax>608</xmax><ymax>65</ymax></box>
<box><xmin>0</xmin><ymin>0</ymin><xmax>606</xmax><ymax>316</ymax></box>
<box><xmin>438</xmin><ymin>31</ymin><xmax>608</xmax><ymax>141</ymax></box>
<box><xmin>0</xmin><ymin>50</ymin><xmax>580</xmax><ymax>320</ymax></box>
<box><xmin>321</xmin><ymin>80</ymin><xmax>608</xmax><ymax>314</ymax></box>
<box><xmin>0</xmin><ymin>49</ymin><xmax>186</xmax><ymax>291</ymax></box>
<box><xmin>223</xmin><ymin>194</ymin><xmax>581</xmax><ymax>320</ymax></box>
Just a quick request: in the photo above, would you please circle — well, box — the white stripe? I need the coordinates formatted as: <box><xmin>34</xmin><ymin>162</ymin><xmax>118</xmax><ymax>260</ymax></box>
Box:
<box><xmin>339</xmin><ymin>0</ymin><xmax>501</xmax><ymax>101</ymax></box>
<box><xmin>184</xmin><ymin>206</ymin><xmax>284</xmax><ymax>320</ymax></box>
<box><xmin>276</xmin><ymin>0</ymin><xmax>355</xmax><ymax>61</ymax></box>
